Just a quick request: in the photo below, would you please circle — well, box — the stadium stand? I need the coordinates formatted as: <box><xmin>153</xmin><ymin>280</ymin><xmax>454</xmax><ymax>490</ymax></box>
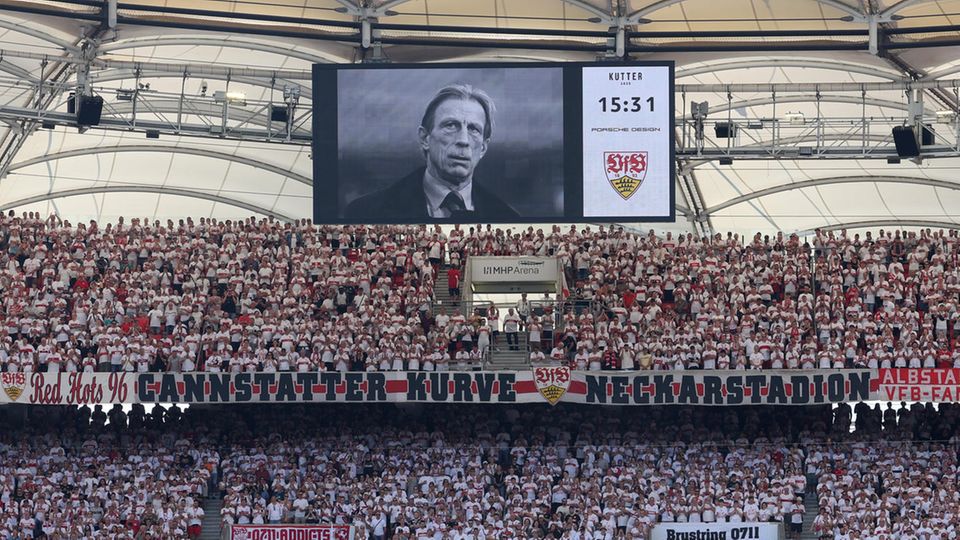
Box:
<box><xmin>6</xmin><ymin>2</ymin><xmax>960</xmax><ymax>540</ymax></box>
<box><xmin>0</xmin><ymin>404</ymin><xmax>216</xmax><ymax>539</ymax></box>
<box><xmin>1</xmin><ymin>403</ymin><xmax>957</xmax><ymax>539</ymax></box>
<box><xmin>1</xmin><ymin>213</ymin><xmax>958</xmax><ymax>373</ymax></box>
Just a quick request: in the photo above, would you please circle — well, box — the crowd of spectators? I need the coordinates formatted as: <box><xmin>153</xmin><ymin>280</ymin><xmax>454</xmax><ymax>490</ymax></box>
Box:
<box><xmin>216</xmin><ymin>405</ymin><xmax>815</xmax><ymax>539</ymax></box>
<box><xmin>522</xmin><ymin>227</ymin><xmax>960</xmax><ymax>371</ymax></box>
<box><xmin>808</xmin><ymin>402</ymin><xmax>960</xmax><ymax>539</ymax></box>
<box><xmin>1</xmin><ymin>211</ymin><xmax>959</xmax><ymax>373</ymax></box>
<box><xmin>0</xmin><ymin>404</ymin><xmax>216</xmax><ymax>539</ymax></box>
<box><xmin>2</xmin><ymin>402</ymin><xmax>959</xmax><ymax>539</ymax></box>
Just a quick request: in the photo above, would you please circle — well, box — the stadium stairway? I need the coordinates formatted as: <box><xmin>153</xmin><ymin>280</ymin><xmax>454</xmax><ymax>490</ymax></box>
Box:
<box><xmin>200</xmin><ymin>495</ymin><xmax>223</xmax><ymax>540</ymax></box>
<box><xmin>800</xmin><ymin>492</ymin><xmax>819</xmax><ymax>540</ymax></box>
<box><xmin>433</xmin><ymin>264</ymin><xmax>458</xmax><ymax>312</ymax></box>
<box><xmin>487</xmin><ymin>333</ymin><xmax>530</xmax><ymax>371</ymax></box>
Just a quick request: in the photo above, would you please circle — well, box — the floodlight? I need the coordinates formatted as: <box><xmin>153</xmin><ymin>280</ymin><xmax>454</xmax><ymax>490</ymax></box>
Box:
<box><xmin>213</xmin><ymin>91</ymin><xmax>246</xmax><ymax>105</ymax></box>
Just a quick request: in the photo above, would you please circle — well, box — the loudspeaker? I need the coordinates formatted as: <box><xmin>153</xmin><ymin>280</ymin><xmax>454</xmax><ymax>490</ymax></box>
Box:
<box><xmin>714</xmin><ymin>122</ymin><xmax>737</xmax><ymax>139</ymax></box>
<box><xmin>76</xmin><ymin>95</ymin><xmax>103</xmax><ymax>126</ymax></box>
<box><xmin>892</xmin><ymin>125</ymin><xmax>920</xmax><ymax>157</ymax></box>
<box><xmin>67</xmin><ymin>92</ymin><xmax>76</xmax><ymax>114</ymax></box>
<box><xmin>270</xmin><ymin>105</ymin><xmax>289</xmax><ymax>123</ymax></box>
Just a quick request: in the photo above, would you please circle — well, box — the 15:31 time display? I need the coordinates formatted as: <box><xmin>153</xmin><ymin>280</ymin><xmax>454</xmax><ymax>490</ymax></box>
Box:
<box><xmin>598</xmin><ymin>96</ymin><xmax>655</xmax><ymax>113</ymax></box>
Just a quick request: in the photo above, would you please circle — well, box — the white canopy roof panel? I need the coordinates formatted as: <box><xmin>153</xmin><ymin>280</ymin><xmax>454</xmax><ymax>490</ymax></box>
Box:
<box><xmin>1</xmin><ymin>0</ymin><xmax>959</xmax><ymax>236</ymax></box>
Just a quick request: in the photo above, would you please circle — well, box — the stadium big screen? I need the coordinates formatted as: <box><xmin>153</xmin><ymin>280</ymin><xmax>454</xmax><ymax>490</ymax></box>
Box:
<box><xmin>312</xmin><ymin>61</ymin><xmax>674</xmax><ymax>224</ymax></box>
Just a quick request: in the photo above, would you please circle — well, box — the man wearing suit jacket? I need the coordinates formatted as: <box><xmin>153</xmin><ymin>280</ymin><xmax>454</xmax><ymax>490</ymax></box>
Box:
<box><xmin>344</xmin><ymin>84</ymin><xmax>519</xmax><ymax>221</ymax></box>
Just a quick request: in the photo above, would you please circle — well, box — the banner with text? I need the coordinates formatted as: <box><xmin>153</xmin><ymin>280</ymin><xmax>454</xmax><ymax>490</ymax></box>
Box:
<box><xmin>0</xmin><ymin>369</ymin><xmax>875</xmax><ymax>406</ymax></box>
<box><xmin>1</xmin><ymin>372</ymin><xmax>132</xmax><ymax>405</ymax></box>
<box><xmin>229</xmin><ymin>524</ymin><xmax>354</xmax><ymax>540</ymax></box>
<box><xmin>877</xmin><ymin>369</ymin><xmax>960</xmax><ymax>402</ymax></box>
<box><xmin>651</xmin><ymin>522</ymin><xmax>781</xmax><ymax>540</ymax></box>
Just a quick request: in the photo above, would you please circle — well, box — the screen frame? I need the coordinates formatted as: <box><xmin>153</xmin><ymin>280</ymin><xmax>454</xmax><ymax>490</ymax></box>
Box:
<box><xmin>313</xmin><ymin>60</ymin><xmax>675</xmax><ymax>225</ymax></box>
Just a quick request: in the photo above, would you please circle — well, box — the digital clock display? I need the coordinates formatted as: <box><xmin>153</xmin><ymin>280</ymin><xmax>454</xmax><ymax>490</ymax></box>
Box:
<box><xmin>582</xmin><ymin>65</ymin><xmax>673</xmax><ymax>219</ymax></box>
<box><xmin>598</xmin><ymin>96</ymin><xmax>656</xmax><ymax>113</ymax></box>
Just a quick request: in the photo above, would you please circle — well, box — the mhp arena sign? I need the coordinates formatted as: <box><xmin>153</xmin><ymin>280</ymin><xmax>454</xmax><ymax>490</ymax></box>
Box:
<box><xmin>469</xmin><ymin>256</ymin><xmax>560</xmax><ymax>282</ymax></box>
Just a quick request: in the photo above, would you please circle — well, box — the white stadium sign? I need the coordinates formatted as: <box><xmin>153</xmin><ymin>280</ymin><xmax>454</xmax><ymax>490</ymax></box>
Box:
<box><xmin>651</xmin><ymin>523</ymin><xmax>780</xmax><ymax>540</ymax></box>
<box><xmin>469</xmin><ymin>256</ymin><xmax>560</xmax><ymax>283</ymax></box>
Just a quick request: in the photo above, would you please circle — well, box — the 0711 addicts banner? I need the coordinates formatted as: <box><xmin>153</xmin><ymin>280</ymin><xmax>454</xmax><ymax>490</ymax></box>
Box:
<box><xmin>0</xmin><ymin>369</ymin><xmax>873</xmax><ymax>406</ymax></box>
<box><xmin>312</xmin><ymin>61</ymin><xmax>674</xmax><ymax>225</ymax></box>
<box><xmin>229</xmin><ymin>525</ymin><xmax>354</xmax><ymax>540</ymax></box>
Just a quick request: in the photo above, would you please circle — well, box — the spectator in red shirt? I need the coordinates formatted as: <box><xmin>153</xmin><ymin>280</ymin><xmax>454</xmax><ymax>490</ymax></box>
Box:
<box><xmin>623</xmin><ymin>287</ymin><xmax>637</xmax><ymax>310</ymax></box>
<box><xmin>447</xmin><ymin>266</ymin><xmax>461</xmax><ymax>306</ymax></box>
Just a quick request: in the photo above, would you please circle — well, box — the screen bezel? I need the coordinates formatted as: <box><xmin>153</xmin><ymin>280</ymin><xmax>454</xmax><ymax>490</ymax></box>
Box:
<box><xmin>312</xmin><ymin>60</ymin><xmax>675</xmax><ymax>224</ymax></box>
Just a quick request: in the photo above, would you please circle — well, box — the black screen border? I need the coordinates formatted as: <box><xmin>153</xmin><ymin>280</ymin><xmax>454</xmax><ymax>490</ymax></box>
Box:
<box><xmin>312</xmin><ymin>60</ymin><xmax>675</xmax><ymax>225</ymax></box>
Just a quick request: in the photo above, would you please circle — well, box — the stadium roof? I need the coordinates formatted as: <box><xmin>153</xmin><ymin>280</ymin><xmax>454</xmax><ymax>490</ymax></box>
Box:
<box><xmin>1</xmin><ymin>0</ymin><xmax>960</xmax><ymax>236</ymax></box>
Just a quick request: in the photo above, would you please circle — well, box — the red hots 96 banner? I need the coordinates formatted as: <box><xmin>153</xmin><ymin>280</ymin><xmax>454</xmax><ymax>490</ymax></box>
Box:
<box><xmin>0</xmin><ymin>369</ymin><xmax>876</xmax><ymax>406</ymax></box>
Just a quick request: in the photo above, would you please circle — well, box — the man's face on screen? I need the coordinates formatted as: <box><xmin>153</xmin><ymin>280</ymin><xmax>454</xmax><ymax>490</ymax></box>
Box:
<box><xmin>420</xmin><ymin>98</ymin><xmax>489</xmax><ymax>186</ymax></box>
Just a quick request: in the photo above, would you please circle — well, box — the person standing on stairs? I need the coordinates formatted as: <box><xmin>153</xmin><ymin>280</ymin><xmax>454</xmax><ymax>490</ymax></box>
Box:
<box><xmin>187</xmin><ymin>503</ymin><xmax>204</xmax><ymax>540</ymax></box>
<box><xmin>527</xmin><ymin>316</ymin><xmax>542</xmax><ymax>352</ymax></box>
<box><xmin>504</xmin><ymin>308</ymin><xmax>521</xmax><ymax>351</ymax></box>
<box><xmin>516</xmin><ymin>293</ymin><xmax>531</xmax><ymax>330</ymax></box>
<box><xmin>477</xmin><ymin>319</ymin><xmax>491</xmax><ymax>356</ymax></box>
<box><xmin>447</xmin><ymin>265</ymin><xmax>461</xmax><ymax>306</ymax></box>
<box><xmin>487</xmin><ymin>303</ymin><xmax>500</xmax><ymax>350</ymax></box>
<box><xmin>789</xmin><ymin>497</ymin><xmax>804</xmax><ymax>539</ymax></box>
<box><xmin>428</xmin><ymin>234</ymin><xmax>444</xmax><ymax>271</ymax></box>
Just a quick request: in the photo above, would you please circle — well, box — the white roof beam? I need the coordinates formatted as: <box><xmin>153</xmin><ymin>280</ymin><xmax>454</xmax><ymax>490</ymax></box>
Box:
<box><xmin>628</xmin><ymin>0</ymin><xmax>863</xmax><ymax>23</ymax></box>
<box><xmin>681</xmin><ymin>79</ymin><xmax>960</xmax><ymax>92</ymax></box>
<box><xmin>0</xmin><ymin>60</ymin><xmax>40</xmax><ymax>83</ymax></box>
<box><xmin>705</xmin><ymin>175</ymin><xmax>960</xmax><ymax>215</ymax></box>
<box><xmin>0</xmin><ymin>19</ymin><xmax>79</xmax><ymax>54</ymax></box>
<box><xmin>922</xmin><ymin>65</ymin><xmax>960</xmax><ymax>81</ymax></box>
<box><xmin>0</xmin><ymin>186</ymin><xmax>296</xmax><ymax>222</ymax></box>
<box><xmin>89</xmin><ymin>71</ymin><xmax>306</xmax><ymax>94</ymax></box>
<box><xmin>99</xmin><ymin>37</ymin><xmax>341</xmax><ymax>65</ymax></box>
<box><xmin>693</xmin><ymin>95</ymin><xmax>922</xmax><ymax>119</ymax></box>
<box><xmin>796</xmin><ymin>219</ymin><xmax>960</xmax><ymax>235</ymax></box>
<box><xmin>93</xmin><ymin>100</ymin><xmax>310</xmax><ymax>135</ymax></box>
<box><xmin>880</xmin><ymin>0</ymin><xmax>935</xmax><ymax>17</ymax></box>
<box><xmin>678</xmin><ymin>59</ymin><xmax>902</xmax><ymax>81</ymax></box>
<box><xmin>0</xmin><ymin>47</ymin><xmax>312</xmax><ymax>80</ymax></box>
<box><xmin>560</xmin><ymin>0</ymin><xmax>615</xmax><ymax>24</ymax></box>
<box><xmin>374</xmin><ymin>0</ymin><xmax>416</xmax><ymax>14</ymax></box>
<box><xmin>8</xmin><ymin>145</ymin><xmax>311</xmax><ymax>186</ymax></box>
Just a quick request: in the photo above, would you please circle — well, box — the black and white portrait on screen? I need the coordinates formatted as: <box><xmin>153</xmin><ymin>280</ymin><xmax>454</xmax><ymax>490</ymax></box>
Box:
<box><xmin>338</xmin><ymin>67</ymin><xmax>565</xmax><ymax>222</ymax></box>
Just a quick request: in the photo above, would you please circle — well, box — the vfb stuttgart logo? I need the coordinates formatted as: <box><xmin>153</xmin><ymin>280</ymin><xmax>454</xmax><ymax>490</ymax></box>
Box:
<box><xmin>604</xmin><ymin>151</ymin><xmax>647</xmax><ymax>200</ymax></box>
<box><xmin>1</xmin><ymin>372</ymin><xmax>25</xmax><ymax>402</ymax></box>
<box><xmin>534</xmin><ymin>366</ymin><xmax>571</xmax><ymax>406</ymax></box>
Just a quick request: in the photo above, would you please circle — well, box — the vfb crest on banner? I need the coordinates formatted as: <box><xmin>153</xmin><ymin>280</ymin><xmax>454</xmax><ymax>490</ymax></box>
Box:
<box><xmin>604</xmin><ymin>151</ymin><xmax>647</xmax><ymax>200</ymax></box>
<box><xmin>1</xmin><ymin>373</ymin><xmax>25</xmax><ymax>402</ymax></box>
<box><xmin>534</xmin><ymin>367</ymin><xmax>571</xmax><ymax>406</ymax></box>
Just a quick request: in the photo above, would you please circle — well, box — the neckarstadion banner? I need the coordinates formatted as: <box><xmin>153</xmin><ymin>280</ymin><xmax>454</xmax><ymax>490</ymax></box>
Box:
<box><xmin>0</xmin><ymin>368</ymin><xmax>876</xmax><ymax>406</ymax></box>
